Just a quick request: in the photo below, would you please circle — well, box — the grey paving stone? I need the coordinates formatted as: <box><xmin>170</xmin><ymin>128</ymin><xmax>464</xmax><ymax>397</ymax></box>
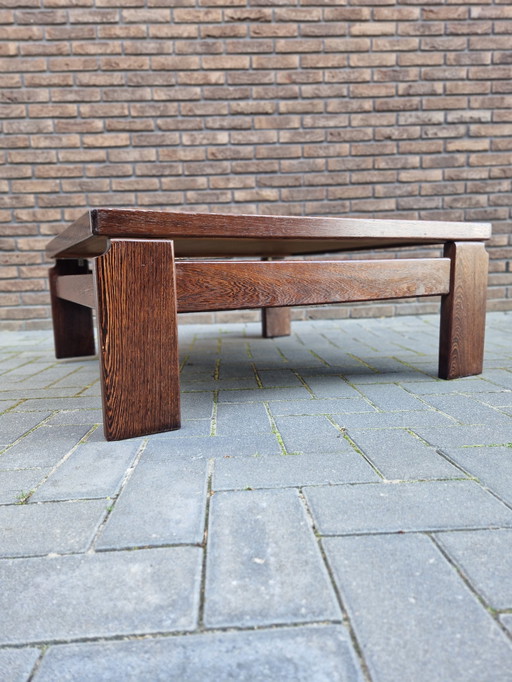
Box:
<box><xmin>213</xmin><ymin>451</ymin><xmax>379</xmax><ymax>490</ymax></box>
<box><xmin>246</xmin><ymin>343</ymin><xmax>289</xmax><ymax>367</ymax></box>
<box><xmin>297</xmin><ymin>349</ymin><xmax>362</xmax><ymax>371</ymax></box>
<box><xmin>12</xmin><ymin>397</ymin><xmax>101</xmax><ymax>412</ymax></box>
<box><xmin>218</xmin><ymin>386</ymin><xmax>311</xmax><ymax>403</ymax></box>
<box><xmin>0</xmin><ymin>425</ymin><xmax>91</xmax><ymax>469</ymax></box>
<box><xmin>343</xmin><ymin>369</ymin><xmax>430</xmax><ymax>385</ymax></box>
<box><xmin>323</xmin><ymin>534</ymin><xmax>512</xmax><ymax>682</ymax></box>
<box><xmin>12</xmin><ymin>366</ymin><xmax>81</xmax><ymax>389</ymax></box>
<box><xmin>299</xmin><ymin>376</ymin><xmax>361</xmax><ymax>399</ymax></box>
<box><xmin>441</xmin><ymin>447</ymin><xmax>512</xmax><ymax>506</ymax></box>
<box><xmin>77</xmin><ymin>383</ymin><xmax>102</xmax><ymax>397</ymax></box>
<box><xmin>47</xmin><ymin>366</ymin><xmax>99</xmax><ymax>388</ymax></box>
<box><xmin>421</xmin><ymin>394</ymin><xmax>512</xmax><ymax>425</ymax></box>
<box><xmin>413</xmin><ymin>424</ymin><xmax>512</xmax><ymax>449</ymax></box>
<box><xmin>0</xmin><ymin>547</ymin><xmax>202</xmax><ymax>644</ymax></box>
<box><xmin>144</xmin><ymin>419</ymin><xmax>211</xmax><ymax>440</ymax></box>
<box><xmin>96</xmin><ymin>458</ymin><xmax>208</xmax><ymax>549</ymax></box>
<box><xmin>304</xmin><ymin>480</ymin><xmax>512</xmax><ymax>535</ymax></box>
<box><xmin>402</xmin><ymin>378</ymin><xmax>498</xmax><ymax>395</ymax></box>
<box><xmin>181</xmin><ymin>377</ymin><xmax>259</xmax><ymax>391</ymax></box>
<box><xmin>345</xmin><ymin>428</ymin><xmax>462</xmax><ymax>480</ymax></box>
<box><xmin>31</xmin><ymin>440</ymin><xmax>141</xmax><ymax>502</ymax></box>
<box><xmin>269</xmin><ymin>397</ymin><xmax>375</xmax><ymax>417</ymax></box>
<box><xmin>0</xmin><ymin>399</ymin><xmax>21</xmax><ymax>412</ymax></box>
<box><xmin>144</xmin><ymin>433</ymin><xmax>281</xmax><ymax>459</ymax></box>
<box><xmin>0</xmin><ymin>647</ymin><xmax>40</xmax><ymax>682</ymax></box>
<box><xmin>483</xmin><ymin>369</ymin><xmax>512</xmax><ymax>390</ymax></box>
<box><xmin>0</xmin><ymin>468</ymin><xmax>50</xmax><ymax>504</ymax></box>
<box><xmin>274</xmin><ymin>415</ymin><xmax>356</xmax><ymax>455</ymax></box>
<box><xmin>215</xmin><ymin>402</ymin><xmax>273</xmax><ymax>435</ymax></box>
<box><xmin>0</xmin><ymin>499</ymin><xmax>107</xmax><ymax>558</ymax></box>
<box><xmin>181</xmin><ymin>392</ymin><xmax>214</xmax><ymax>419</ymax></box>
<box><xmin>0</xmin><ymin>411</ymin><xmax>51</xmax><ymax>447</ymax></box>
<box><xmin>0</xmin><ymin>387</ymin><xmax>80</xmax><ymax>400</ymax></box>
<box><xmin>44</xmin><ymin>410</ymin><xmax>103</xmax><ymax>426</ymax></box>
<box><xmin>354</xmin><ymin>383</ymin><xmax>427</xmax><ymax>411</ymax></box>
<box><xmin>336</xmin><ymin>410</ymin><xmax>456</xmax><ymax>429</ymax></box>
<box><xmin>273</xmin><ymin>345</ymin><xmax>325</xmax><ymax>368</ymax></box>
<box><xmin>204</xmin><ymin>489</ymin><xmax>341</xmax><ymax>628</ymax></box>
<box><xmin>257</xmin><ymin>369</ymin><xmax>303</xmax><ymax>388</ymax></box>
<box><xmin>34</xmin><ymin>625</ymin><xmax>363</xmax><ymax>682</ymax></box>
<box><xmin>501</xmin><ymin>614</ymin><xmax>512</xmax><ymax>636</ymax></box>
<box><xmin>474</xmin><ymin>391</ymin><xmax>512</xmax><ymax>408</ymax></box>
<box><xmin>216</xmin><ymin>362</ymin><xmax>255</xmax><ymax>381</ymax></box>
<box><xmin>435</xmin><ymin>530</ymin><xmax>512</xmax><ymax>610</ymax></box>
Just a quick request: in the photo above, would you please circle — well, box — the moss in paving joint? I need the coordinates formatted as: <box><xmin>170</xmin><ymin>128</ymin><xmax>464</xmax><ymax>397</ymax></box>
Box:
<box><xmin>274</xmin><ymin>345</ymin><xmax>289</xmax><ymax>363</ymax></box>
<box><xmin>263</xmin><ymin>402</ymin><xmax>288</xmax><ymax>455</ymax></box>
<box><xmin>306</xmin><ymin>348</ymin><xmax>330</xmax><ymax>367</ymax></box>
<box><xmin>337</xmin><ymin>427</ymin><xmax>385</xmax><ymax>480</ymax></box>
<box><xmin>213</xmin><ymin>358</ymin><xmax>221</xmax><ymax>381</ymax></box>
<box><xmin>16</xmin><ymin>489</ymin><xmax>35</xmax><ymax>505</ymax></box>
<box><xmin>252</xmin><ymin>364</ymin><xmax>264</xmax><ymax>389</ymax></box>
<box><xmin>292</xmin><ymin>370</ymin><xmax>316</xmax><ymax>396</ymax></box>
<box><xmin>0</xmin><ymin>412</ymin><xmax>56</xmax><ymax>456</ymax></box>
<box><xmin>210</xmin><ymin>389</ymin><xmax>219</xmax><ymax>436</ymax></box>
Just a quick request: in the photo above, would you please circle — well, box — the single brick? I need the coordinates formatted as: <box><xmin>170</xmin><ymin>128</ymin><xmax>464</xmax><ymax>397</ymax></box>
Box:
<box><xmin>0</xmin><ymin>499</ymin><xmax>107</xmax><ymax>558</ymax></box>
<box><xmin>305</xmin><ymin>480</ymin><xmax>512</xmax><ymax>535</ymax></box>
<box><xmin>96</xmin><ymin>457</ymin><xmax>208</xmax><ymax>549</ymax></box>
<box><xmin>0</xmin><ymin>547</ymin><xmax>202</xmax><ymax>644</ymax></box>
<box><xmin>323</xmin><ymin>534</ymin><xmax>512</xmax><ymax>682</ymax></box>
<box><xmin>34</xmin><ymin>626</ymin><xmax>364</xmax><ymax>682</ymax></box>
<box><xmin>204</xmin><ymin>489</ymin><xmax>341</xmax><ymax>627</ymax></box>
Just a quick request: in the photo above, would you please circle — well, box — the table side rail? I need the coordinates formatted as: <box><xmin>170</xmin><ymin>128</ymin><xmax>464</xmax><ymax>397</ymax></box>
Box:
<box><xmin>53</xmin><ymin>258</ymin><xmax>452</xmax><ymax>313</ymax></box>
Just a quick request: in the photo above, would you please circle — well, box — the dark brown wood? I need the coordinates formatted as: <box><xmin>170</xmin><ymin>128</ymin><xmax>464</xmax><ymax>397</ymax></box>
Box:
<box><xmin>175</xmin><ymin>258</ymin><xmax>451</xmax><ymax>312</ymax></box>
<box><xmin>262</xmin><ymin>307</ymin><xmax>292</xmax><ymax>338</ymax></box>
<box><xmin>45</xmin><ymin>209</ymin><xmax>491</xmax><ymax>440</ymax></box>
<box><xmin>56</xmin><ymin>274</ymin><xmax>95</xmax><ymax>308</ymax></box>
<box><xmin>46</xmin><ymin>212</ymin><xmax>108</xmax><ymax>259</ymax></box>
<box><xmin>94</xmin><ymin>239</ymin><xmax>181</xmax><ymax>441</ymax></box>
<box><xmin>439</xmin><ymin>241</ymin><xmax>488</xmax><ymax>380</ymax></box>
<box><xmin>46</xmin><ymin>209</ymin><xmax>492</xmax><ymax>260</ymax></box>
<box><xmin>94</xmin><ymin>208</ymin><xmax>491</xmax><ymax>241</ymax></box>
<box><xmin>261</xmin><ymin>257</ymin><xmax>291</xmax><ymax>338</ymax></box>
<box><xmin>49</xmin><ymin>259</ymin><xmax>95</xmax><ymax>359</ymax></box>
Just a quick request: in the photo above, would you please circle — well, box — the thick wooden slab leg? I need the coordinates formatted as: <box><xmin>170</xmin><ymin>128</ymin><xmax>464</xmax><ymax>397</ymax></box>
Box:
<box><xmin>262</xmin><ymin>307</ymin><xmax>292</xmax><ymax>338</ymax></box>
<box><xmin>95</xmin><ymin>239</ymin><xmax>181</xmax><ymax>441</ymax></box>
<box><xmin>49</xmin><ymin>259</ymin><xmax>95</xmax><ymax>359</ymax></box>
<box><xmin>261</xmin><ymin>257</ymin><xmax>291</xmax><ymax>338</ymax></box>
<box><xmin>439</xmin><ymin>241</ymin><xmax>488</xmax><ymax>380</ymax></box>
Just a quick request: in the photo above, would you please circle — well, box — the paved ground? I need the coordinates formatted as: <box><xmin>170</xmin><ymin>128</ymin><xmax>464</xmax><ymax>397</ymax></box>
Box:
<box><xmin>1</xmin><ymin>312</ymin><xmax>512</xmax><ymax>681</ymax></box>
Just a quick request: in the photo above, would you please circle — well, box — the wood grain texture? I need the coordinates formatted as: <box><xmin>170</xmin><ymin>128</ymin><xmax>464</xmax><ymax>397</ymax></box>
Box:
<box><xmin>262</xmin><ymin>307</ymin><xmax>292</xmax><ymax>338</ymax></box>
<box><xmin>49</xmin><ymin>260</ymin><xmax>95</xmax><ymax>359</ymax></box>
<box><xmin>261</xmin><ymin>257</ymin><xmax>291</xmax><ymax>338</ymax></box>
<box><xmin>56</xmin><ymin>274</ymin><xmax>95</xmax><ymax>308</ymax></box>
<box><xmin>94</xmin><ymin>208</ymin><xmax>491</xmax><ymax>241</ymax></box>
<box><xmin>46</xmin><ymin>209</ymin><xmax>491</xmax><ymax>260</ymax></box>
<box><xmin>439</xmin><ymin>241</ymin><xmax>488</xmax><ymax>380</ymax></box>
<box><xmin>94</xmin><ymin>239</ymin><xmax>181</xmax><ymax>441</ymax></box>
<box><xmin>175</xmin><ymin>258</ymin><xmax>451</xmax><ymax>313</ymax></box>
<box><xmin>46</xmin><ymin>212</ymin><xmax>108</xmax><ymax>259</ymax></box>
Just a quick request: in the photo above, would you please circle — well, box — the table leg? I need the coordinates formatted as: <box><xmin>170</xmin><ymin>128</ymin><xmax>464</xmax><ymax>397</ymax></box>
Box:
<box><xmin>261</xmin><ymin>257</ymin><xmax>292</xmax><ymax>338</ymax></box>
<box><xmin>262</xmin><ymin>307</ymin><xmax>292</xmax><ymax>338</ymax></box>
<box><xmin>94</xmin><ymin>239</ymin><xmax>181</xmax><ymax>440</ymax></box>
<box><xmin>49</xmin><ymin>259</ymin><xmax>95</xmax><ymax>359</ymax></box>
<box><xmin>439</xmin><ymin>241</ymin><xmax>488</xmax><ymax>380</ymax></box>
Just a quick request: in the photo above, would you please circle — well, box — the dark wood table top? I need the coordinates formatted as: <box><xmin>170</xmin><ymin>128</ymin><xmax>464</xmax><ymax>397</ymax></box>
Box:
<box><xmin>46</xmin><ymin>208</ymin><xmax>492</xmax><ymax>259</ymax></box>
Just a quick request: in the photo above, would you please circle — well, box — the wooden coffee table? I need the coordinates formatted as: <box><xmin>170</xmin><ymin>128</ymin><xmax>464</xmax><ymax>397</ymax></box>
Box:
<box><xmin>46</xmin><ymin>209</ymin><xmax>491</xmax><ymax>441</ymax></box>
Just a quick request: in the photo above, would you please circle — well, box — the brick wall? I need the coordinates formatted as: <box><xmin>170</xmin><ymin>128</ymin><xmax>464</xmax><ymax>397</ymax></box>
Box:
<box><xmin>1</xmin><ymin>1</ymin><xmax>511</xmax><ymax>330</ymax></box>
